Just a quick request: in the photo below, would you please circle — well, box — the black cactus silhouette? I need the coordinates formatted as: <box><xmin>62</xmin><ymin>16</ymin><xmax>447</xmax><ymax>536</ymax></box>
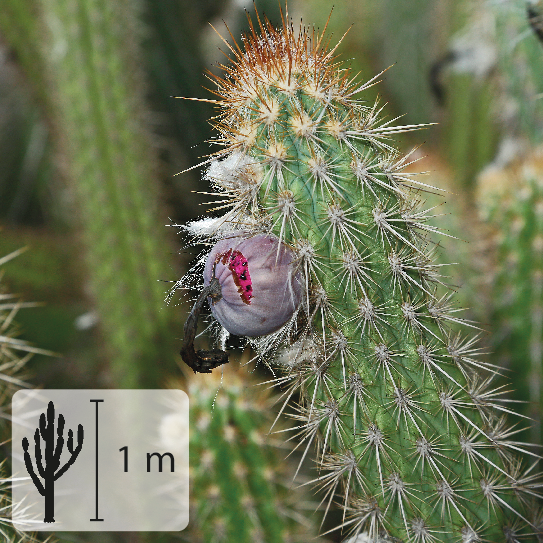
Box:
<box><xmin>22</xmin><ymin>401</ymin><xmax>84</xmax><ymax>523</ymax></box>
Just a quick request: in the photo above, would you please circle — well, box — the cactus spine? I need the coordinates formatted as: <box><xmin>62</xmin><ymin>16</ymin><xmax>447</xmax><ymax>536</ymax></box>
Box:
<box><xmin>163</xmin><ymin>367</ymin><xmax>321</xmax><ymax>543</ymax></box>
<box><xmin>0</xmin><ymin>248</ymin><xmax>47</xmax><ymax>540</ymax></box>
<box><xmin>180</xmin><ymin>9</ymin><xmax>543</xmax><ymax>542</ymax></box>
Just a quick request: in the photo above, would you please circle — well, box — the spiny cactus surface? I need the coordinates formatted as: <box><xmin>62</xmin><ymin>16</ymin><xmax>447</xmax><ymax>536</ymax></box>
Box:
<box><xmin>0</xmin><ymin>248</ymin><xmax>45</xmax><ymax>542</ymax></box>
<box><xmin>179</xmin><ymin>10</ymin><xmax>543</xmax><ymax>542</ymax></box>
<box><xmin>162</xmin><ymin>368</ymin><xmax>321</xmax><ymax>543</ymax></box>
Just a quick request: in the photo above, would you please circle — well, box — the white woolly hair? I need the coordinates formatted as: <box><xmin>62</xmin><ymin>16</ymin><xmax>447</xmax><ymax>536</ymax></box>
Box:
<box><xmin>204</xmin><ymin>151</ymin><xmax>261</xmax><ymax>189</ymax></box>
<box><xmin>179</xmin><ymin>214</ymin><xmax>261</xmax><ymax>241</ymax></box>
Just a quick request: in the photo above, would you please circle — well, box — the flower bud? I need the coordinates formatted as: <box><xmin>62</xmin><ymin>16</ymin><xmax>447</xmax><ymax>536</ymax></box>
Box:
<box><xmin>203</xmin><ymin>234</ymin><xmax>302</xmax><ymax>336</ymax></box>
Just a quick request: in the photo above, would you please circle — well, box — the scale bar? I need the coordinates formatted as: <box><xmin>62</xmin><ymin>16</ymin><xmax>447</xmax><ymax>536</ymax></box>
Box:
<box><xmin>89</xmin><ymin>399</ymin><xmax>104</xmax><ymax>522</ymax></box>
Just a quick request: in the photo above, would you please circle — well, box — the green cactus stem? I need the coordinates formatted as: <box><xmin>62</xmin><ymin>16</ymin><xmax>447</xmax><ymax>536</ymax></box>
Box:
<box><xmin>162</xmin><ymin>366</ymin><xmax>322</xmax><ymax>543</ymax></box>
<box><xmin>448</xmin><ymin>0</ymin><xmax>543</xmax><ymax>151</ymax></box>
<box><xmin>0</xmin><ymin>0</ymin><xmax>178</xmax><ymax>387</ymax></box>
<box><xmin>178</xmin><ymin>8</ymin><xmax>543</xmax><ymax>542</ymax></box>
<box><xmin>477</xmin><ymin>148</ymin><xmax>543</xmax><ymax>447</ymax></box>
<box><xmin>493</xmin><ymin>0</ymin><xmax>543</xmax><ymax>144</ymax></box>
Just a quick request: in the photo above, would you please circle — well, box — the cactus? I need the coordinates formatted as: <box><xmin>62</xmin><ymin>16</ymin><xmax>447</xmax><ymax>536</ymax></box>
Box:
<box><xmin>178</xmin><ymin>8</ymin><xmax>543</xmax><ymax>542</ymax></box>
<box><xmin>492</xmin><ymin>0</ymin><xmax>543</xmax><ymax>145</ymax></box>
<box><xmin>0</xmin><ymin>248</ymin><xmax>47</xmax><ymax>541</ymax></box>
<box><xmin>446</xmin><ymin>0</ymin><xmax>543</xmax><ymax>453</ymax></box>
<box><xmin>0</xmin><ymin>470</ymin><xmax>38</xmax><ymax>543</ymax></box>
<box><xmin>161</xmin><ymin>367</ymin><xmax>322</xmax><ymax>543</ymax></box>
<box><xmin>461</xmin><ymin>0</ymin><xmax>543</xmax><ymax>447</ymax></box>
<box><xmin>447</xmin><ymin>0</ymin><xmax>543</xmax><ymax>154</ymax></box>
<box><xmin>477</xmin><ymin>148</ymin><xmax>543</xmax><ymax>446</ymax></box>
<box><xmin>0</xmin><ymin>0</ymin><xmax>178</xmax><ymax>388</ymax></box>
<box><xmin>468</xmin><ymin>0</ymin><xmax>543</xmax><ymax>453</ymax></box>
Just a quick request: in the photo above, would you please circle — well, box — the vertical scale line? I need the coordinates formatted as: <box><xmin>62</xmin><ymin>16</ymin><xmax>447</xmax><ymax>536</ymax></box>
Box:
<box><xmin>89</xmin><ymin>399</ymin><xmax>104</xmax><ymax>522</ymax></box>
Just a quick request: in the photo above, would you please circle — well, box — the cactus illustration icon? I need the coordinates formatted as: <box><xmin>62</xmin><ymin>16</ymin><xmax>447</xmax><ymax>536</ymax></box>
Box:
<box><xmin>21</xmin><ymin>401</ymin><xmax>84</xmax><ymax>523</ymax></box>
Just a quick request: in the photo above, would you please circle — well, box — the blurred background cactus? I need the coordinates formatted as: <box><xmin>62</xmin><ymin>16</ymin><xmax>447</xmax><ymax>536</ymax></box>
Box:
<box><xmin>472</xmin><ymin>0</ymin><xmax>543</xmax><ymax>449</ymax></box>
<box><xmin>0</xmin><ymin>0</ymin><xmax>542</xmax><ymax>541</ymax></box>
<box><xmin>164</xmin><ymin>363</ymin><xmax>323</xmax><ymax>543</ymax></box>
<box><xmin>478</xmin><ymin>149</ymin><xmax>543</xmax><ymax>447</ymax></box>
<box><xmin>0</xmin><ymin>0</ymin><xmax>181</xmax><ymax>389</ymax></box>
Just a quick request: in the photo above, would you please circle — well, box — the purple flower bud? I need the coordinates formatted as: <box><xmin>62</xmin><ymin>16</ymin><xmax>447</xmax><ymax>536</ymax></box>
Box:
<box><xmin>203</xmin><ymin>234</ymin><xmax>302</xmax><ymax>337</ymax></box>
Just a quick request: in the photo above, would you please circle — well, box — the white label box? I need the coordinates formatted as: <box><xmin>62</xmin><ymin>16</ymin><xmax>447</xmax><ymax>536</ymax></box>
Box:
<box><xmin>12</xmin><ymin>389</ymin><xmax>189</xmax><ymax>531</ymax></box>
